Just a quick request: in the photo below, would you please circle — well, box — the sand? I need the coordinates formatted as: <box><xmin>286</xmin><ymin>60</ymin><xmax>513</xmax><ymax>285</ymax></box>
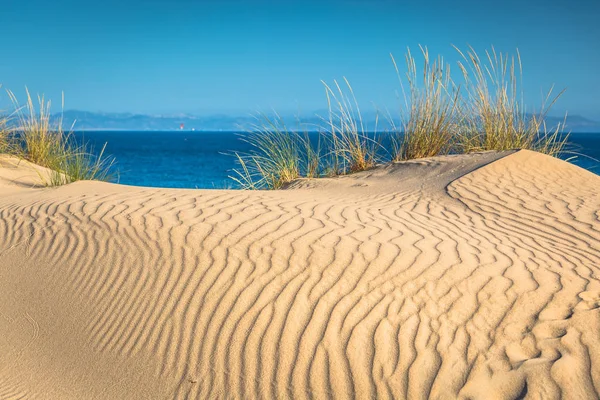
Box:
<box><xmin>0</xmin><ymin>149</ymin><xmax>599</xmax><ymax>399</ymax></box>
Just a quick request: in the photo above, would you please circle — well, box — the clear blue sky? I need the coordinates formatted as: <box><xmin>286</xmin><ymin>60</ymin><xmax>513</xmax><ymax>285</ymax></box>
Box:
<box><xmin>0</xmin><ymin>0</ymin><xmax>599</xmax><ymax>119</ymax></box>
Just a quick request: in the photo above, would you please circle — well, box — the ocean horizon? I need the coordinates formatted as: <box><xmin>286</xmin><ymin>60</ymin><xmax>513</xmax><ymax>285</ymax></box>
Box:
<box><xmin>76</xmin><ymin>130</ymin><xmax>600</xmax><ymax>189</ymax></box>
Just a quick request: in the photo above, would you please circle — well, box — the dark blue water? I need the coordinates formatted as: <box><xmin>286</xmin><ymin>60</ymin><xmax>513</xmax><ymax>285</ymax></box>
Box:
<box><xmin>75</xmin><ymin>131</ymin><xmax>600</xmax><ymax>189</ymax></box>
<box><xmin>562</xmin><ymin>133</ymin><xmax>600</xmax><ymax>174</ymax></box>
<box><xmin>77</xmin><ymin>131</ymin><xmax>248</xmax><ymax>189</ymax></box>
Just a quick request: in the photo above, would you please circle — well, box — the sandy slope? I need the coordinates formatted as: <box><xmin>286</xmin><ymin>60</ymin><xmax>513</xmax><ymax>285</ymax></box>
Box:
<box><xmin>0</xmin><ymin>150</ymin><xmax>598</xmax><ymax>399</ymax></box>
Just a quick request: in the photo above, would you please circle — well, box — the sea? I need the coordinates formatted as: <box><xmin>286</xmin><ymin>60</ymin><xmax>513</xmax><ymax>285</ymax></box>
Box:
<box><xmin>75</xmin><ymin>131</ymin><xmax>600</xmax><ymax>189</ymax></box>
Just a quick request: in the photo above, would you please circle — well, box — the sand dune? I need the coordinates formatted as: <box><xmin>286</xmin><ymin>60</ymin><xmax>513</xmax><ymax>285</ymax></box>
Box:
<box><xmin>0</xmin><ymin>150</ymin><xmax>599</xmax><ymax>399</ymax></box>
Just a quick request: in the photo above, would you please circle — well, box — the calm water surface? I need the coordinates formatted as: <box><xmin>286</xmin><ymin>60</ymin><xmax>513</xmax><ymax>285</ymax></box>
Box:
<box><xmin>76</xmin><ymin>131</ymin><xmax>600</xmax><ymax>189</ymax></box>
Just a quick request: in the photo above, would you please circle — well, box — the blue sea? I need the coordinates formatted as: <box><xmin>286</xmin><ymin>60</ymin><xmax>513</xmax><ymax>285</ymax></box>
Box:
<box><xmin>75</xmin><ymin>131</ymin><xmax>600</xmax><ymax>189</ymax></box>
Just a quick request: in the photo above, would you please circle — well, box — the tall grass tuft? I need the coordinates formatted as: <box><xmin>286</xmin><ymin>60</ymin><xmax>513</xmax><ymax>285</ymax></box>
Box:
<box><xmin>0</xmin><ymin>85</ymin><xmax>13</xmax><ymax>154</ymax></box>
<box><xmin>8</xmin><ymin>89</ymin><xmax>65</xmax><ymax>168</ymax></box>
<box><xmin>0</xmin><ymin>115</ymin><xmax>8</xmax><ymax>153</ymax></box>
<box><xmin>229</xmin><ymin>47</ymin><xmax>573</xmax><ymax>190</ymax></box>
<box><xmin>454</xmin><ymin>46</ymin><xmax>568</xmax><ymax>156</ymax></box>
<box><xmin>231</xmin><ymin>79</ymin><xmax>380</xmax><ymax>190</ymax></box>
<box><xmin>8</xmin><ymin>89</ymin><xmax>115</xmax><ymax>186</ymax></box>
<box><xmin>230</xmin><ymin>113</ymin><xmax>310</xmax><ymax>190</ymax></box>
<box><xmin>392</xmin><ymin>47</ymin><xmax>461</xmax><ymax>161</ymax></box>
<box><xmin>46</xmin><ymin>140</ymin><xmax>116</xmax><ymax>186</ymax></box>
<box><xmin>321</xmin><ymin>78</ymin><xmax>380</xmax><ymax>173</ymax></box>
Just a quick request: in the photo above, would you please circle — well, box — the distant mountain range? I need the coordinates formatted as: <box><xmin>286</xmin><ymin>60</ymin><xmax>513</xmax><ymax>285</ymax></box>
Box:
<box><xmin>53</xmin><ymin>110</ymin><xmax>363</xmax><ymax>132</ymax></box>
<box><xmin>55</xmin><ymin>111</ymin><xmax>256</xmax><ymax>131</ymax></box>
<box><xmin>7</xmin><ymin>110</ymin><xmax>600</xmax><ymax>133</ymax></box>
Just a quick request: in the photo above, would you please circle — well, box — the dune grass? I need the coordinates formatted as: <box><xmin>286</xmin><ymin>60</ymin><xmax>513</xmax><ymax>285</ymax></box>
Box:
<box><xmin>230</xmin><ymin>113</ymin><xmax>314</xmax><ymax>189</ymax></box>
<box><xmin>0</xmin><ymin>115</ymin><xmax>7</xmax><ymax>154</ymax></box>
<box><xmin>454</xmin><ymin>46</ymin><xmax>568</xmax><ymax>156</ymax></box>
<box><xmin>8</xmin><ymin>90</ymin><xmax>65</xmax><ymax>169</ymax></box>
<box><xmin>231</xmin><ymin>46</ymin><xmax>572</xmax><ymax>190</ymax></box>
<box><xmin>45</xmin><ymin>140</ymin><xmax>116</xmax><ymax>186</ymax></box>
<box><xmin>232</xmin><ymin>80</ymin><xmax>380</xmax><ymax>189</ymax></box>
<box><xmin>392</xmin><ymin>47</ymin><xmax>461</xmax><ymax>161</ymax></box>
<box><xmin>6</xmin><ymin>89</ymin><xmax>115</xmax><ymax>186</ymax></box>
<box><xmin>0</xmin><ymin>84</ymin><xmax>11</xmax><ymax>154</ymax></box>
<box><xmin>321</xmin><ymin>78</ymin><xmax>381</xmax><ymax>173</ymax></box>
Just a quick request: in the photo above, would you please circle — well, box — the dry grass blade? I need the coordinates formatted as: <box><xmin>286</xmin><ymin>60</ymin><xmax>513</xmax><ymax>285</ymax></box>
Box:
<box><xmin>454</xmin><ymin>45</ymin><xmax>568</xmax><ymax>156</ymax></box>
<box><xmin>8</xmin><ymin>89</ymin><xmax>64</xmax><ymax>168</ymax></box>
<box><xmin>229</xmin><ymin>46</ymin><xmax>574</xmax><ymax>190</ymax></box>
<box><xmin>320</xmin><ymin>78</ymin><xmax>380</xmax><ymax>172</ymax></box>
<box><xmin>0</xmin><ymin>115</ymin><xmax>8</xmax><ymax>153</ymax></box>
<box><xmin>46</xmin><ymin>140</ymin><xmax>117</xmax><ymax>186</ymax></box>
<box><xmin>392</xmin><ymin>46</ymin><xmax>460</xmax><ymax>161</ymax></box>
<box><xmin>230</xmin><ymin>113</ymin><xmax>307</xmax><ymax>190</ymax></box>
<box><xmin>7</xmin><ymin>89</ymin><xmax>116</xmax><ymax>186</ymax></box>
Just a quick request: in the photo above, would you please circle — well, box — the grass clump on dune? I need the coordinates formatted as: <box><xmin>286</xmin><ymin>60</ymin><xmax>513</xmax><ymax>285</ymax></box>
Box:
<box><xmin>392</xmin><ymin>47</ymin><xmax>461</xmax><ymax>161</ymax></box>
<box><xmin>230</xmin><ymin>46</ymin><xmax>572</xmax><ymax>190</ymax></box>
<box><xmin>7</xmin><ymin>89</ymin><xmax>115</xmax><ymax>186</ymax></box>
<box><xmin>0</xmin><ymin>115</ymin><xmax>8</xmax><ymax>153</ymax></box>
<box><xmin>232</xmin><ymin>80</ymin><xmax>380</xmax><ymax>190</ymax></box>
<box><xmin>230</xmin><ymin>113</ymin><xmax>318</xmax><ymax>190</ymax></box>
<box><xmin>45</xmin><ymin>139</ymin><xmax>115</xmax><ymax>186</ymax></box>
<box><xmin>454</xmin><ymin>46</ymin><xmax>568</xmax><ymax>156</ymax></box>
<box><xmin>8</xmin><ymin>90</ymin><xmax>65</xmax><ymax>169</ymax></box>
<box><xmin>321</xmin><ymin>78</ymin><xmax>380</xmax><ymax>173</ymax></box>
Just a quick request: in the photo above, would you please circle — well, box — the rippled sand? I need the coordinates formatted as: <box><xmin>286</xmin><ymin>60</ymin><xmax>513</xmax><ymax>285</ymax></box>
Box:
<box><xmin>0</xmin><ymin>150</ymin><xmax>599</xmax><ymax>399</ymax></box>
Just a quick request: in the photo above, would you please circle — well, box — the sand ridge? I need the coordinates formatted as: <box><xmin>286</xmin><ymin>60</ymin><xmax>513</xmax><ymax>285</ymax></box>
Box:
<box><xmin>0</xmin><ymin>150</ymin><xmax>599</xmax><ymax>399</ymax></box>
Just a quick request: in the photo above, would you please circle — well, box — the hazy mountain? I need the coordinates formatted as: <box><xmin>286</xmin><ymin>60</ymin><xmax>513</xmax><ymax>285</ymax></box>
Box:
<box><xmin>53</xmin><ymin>110</ymin><xmax>341</xmax><ymax>132</ymax></box>
<box><xmin>57</xmin><ymin>111</ymin><xmax>258</xmax><ymax>131</ymax></box>
<box><xmin>9</xmin><ymin>110</ymin><xmax>600</xmax><ymax>132</ymax></box>
<box><xmin>545</xmin><ymin>115</ymin><xmax>600</xmax><ymax>133</ymax></box>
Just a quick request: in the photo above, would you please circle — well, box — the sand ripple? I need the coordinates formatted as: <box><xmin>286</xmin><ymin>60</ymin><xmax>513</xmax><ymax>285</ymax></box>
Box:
<box><xmin>0</xmin><ymin>150</ymin><xmax>599</xmax><ymax>399</ymax></box>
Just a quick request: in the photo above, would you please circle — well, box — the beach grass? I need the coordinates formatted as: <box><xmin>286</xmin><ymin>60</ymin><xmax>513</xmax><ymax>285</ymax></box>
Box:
<box><xmin>6</xmin><ymin>89</ymin><xmax>115</xmax><ymax>186</ymax></box>
<box><xmin>321</xmin><ymin>78</ymin><xmax>380</xmax><ymax>173</ymax></box>
<box><xmin>7</xmin><ymin>89</ymin><xmax>65</xmax><ymax>169</ymax></box>
<box><xmin>0</xmin><ymin>115</ymin><xmax>8</xmax><ymax>153</ymax></box>
<box><xmin>454</xmin><ymin>46</ymin><xmax>568</xmax><ymax>156</ymax></box>
<box><xmin>45</xmin><ymin>140</ymin><xmax>116</xmax><ymax>186</ymax></box>
<box><xmin>232</xmin><ymin>80</ymin><xmax>380</xmax><ymax>190</ymax></box>
<box><xmin>230</xmin><ymin>113</ymin><xmax>307</xmax><ymax>189</ymax></box>
<box><xmin>392</xmin><ymin>47</ymin><xmax>460</xmax><ymax>161</ymax></box>
<box><xmin>231</xmin><ymin>46</ymin><xmax>571</xmax><ymax>189</ymax></box>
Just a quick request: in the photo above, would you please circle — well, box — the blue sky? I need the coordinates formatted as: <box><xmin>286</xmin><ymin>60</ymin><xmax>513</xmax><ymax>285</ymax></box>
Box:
<box><xmin>0</xmin><ymin>0</ymin><xmax>599</xmax><ymax>119</ymax></box>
